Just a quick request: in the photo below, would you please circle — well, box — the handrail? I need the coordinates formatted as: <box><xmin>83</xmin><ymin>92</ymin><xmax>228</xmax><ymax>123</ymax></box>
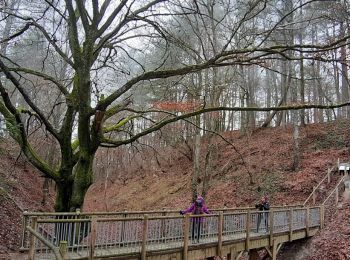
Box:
<box><xmin>37</xmin><ymin>218</ymin><xmax>91</xmax><ymax>223</ymax></box>
<box><xmin>22</xmin><ymin>205</ymin><xmax>304</xmax><ymax>217</ymax></box>
<box><xmin>303</xmin><ymin>165</ymin><xmax>335</xmax><ymax>206</ymax></box>
<box><xmin>30</xmin><ymin>208</ymin><xmax>318</xmax><ymax>223</ymax></box>
<box><xmin>322</xmin><ymin>175</ymin><xmax>347</xmax><ymax>205</ymax></box>
<box><xmin>26</xmin><ymin>226</ymin><xmax>61</xmax><ymax>260</ymax></box>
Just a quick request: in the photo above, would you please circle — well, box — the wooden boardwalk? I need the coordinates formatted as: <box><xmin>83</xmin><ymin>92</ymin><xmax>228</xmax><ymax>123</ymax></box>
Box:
<box><xmin>33</xmin><ymin>229</ymin><xmax>318</xmax><ymax>260</ymax></box>
<box><xmin>21</xmin><ymin>206</ymin><xmax>323</xmax><ymax>260</ymax></box>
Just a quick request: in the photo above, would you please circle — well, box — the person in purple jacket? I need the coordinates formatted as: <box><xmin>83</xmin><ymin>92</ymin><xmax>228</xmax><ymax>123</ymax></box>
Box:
<box><xmin>180</xmin><ymin>195</ymin><xmax>210</xmax><ymax>243</ymax></box>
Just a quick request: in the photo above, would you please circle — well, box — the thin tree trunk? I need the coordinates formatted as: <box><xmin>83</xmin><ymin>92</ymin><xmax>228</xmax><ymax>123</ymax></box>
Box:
<box><xmin>298</xmin><ymin>13</ymin><xmax>306</xmax><ymax>127</ymax></box>
<box><xmin>340</xmin><ymin>22</ymin><xmax>350</xmax><ymax>118</ymax></box>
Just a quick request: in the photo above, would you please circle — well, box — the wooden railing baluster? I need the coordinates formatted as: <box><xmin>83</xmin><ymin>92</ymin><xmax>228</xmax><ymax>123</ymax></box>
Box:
<box><xmin>289</xmin><ymin>209</ymin><xmax>293</xmax><ymax>241</ymax></box>
<box><xmin>141</xmin><ymin>214</ymin><xmax>149</xmax><ymax>260</ymax></box>
<box><xmin>245</xmin><ymin>209</ymin><xmax>251</xmax><ymax>251</ymax></box>
<box><xmin>183</xmin><ymin>214</ymin><xmax>190</xmax><ymax>260</ymax></box>
<box><xmin>89</xmin><ymin>217</ymin><xmax>97</xmax><ymax>260</ymax></box>
<box><xmin>306</xmin><ymin>208</ymin><xmax>310</xmax><ymax>237</ymax></box>
<box><xmin>217</xmin><ymin>211</ymin><xmax>223</xmax><ymax>257</ymax></box>
<box><xmin>29</xmin><ymin>216</ymin><xmax>37</xmax><ymax>260</ymax></box>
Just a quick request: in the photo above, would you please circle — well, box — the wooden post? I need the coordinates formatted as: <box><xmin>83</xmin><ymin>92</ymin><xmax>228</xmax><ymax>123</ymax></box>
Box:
<box><xmin>227</xmin><ymin>247</ymin><xmax>237</xmax><ymax>260</ymax></box>
<box><xmin>217</xmin><ymin>211</ymin><xmax>223</xmax><ymax>257</ymax></box>
<box><xmin>120</xmin><ymin>210</ymin><xmax>127</xmax><ymax>243</ymax></box>
<box><xmin>272</xmin><ymin>239</ymin><xmax>278</xmax><ymax>260</ymax></box>
<box><xmin>264</xmin><ymin>247</ymin><xmax>272</xmax><ymax>259</ymax></box>
<box><xmin>327</xmin><ymin>168</ymin><xmax>331</xmax><ymax>184</ymax></box>
<box><xmin>161</xmin><ymin>208</ymin><xmax>166</xmax><ymax>238</ymax></box>
<box><xmin>141</xmin><ymin>214</ymin><xmax>149</xmax><ymax>260</ymax></box>
<box><xmin>20</xmin><ymin>211</ymin><xmax>28</xmax><ymax>252</ymax></box>
<box><xmin>74</xmin><ymin>208</ymin><xmax>81</xmax><ymax>245</ymax></box>
<box><xmin>183</xmin><ymin>214</ymin><xmax>190</xmax><ymax>260</ymax></box>
<box><xmin>269</xmin><ymin>210</ymin><xmax>274</xmax><ymax>246</ymax></box>
<box><xmin>305</xmin><ymin>208</ymin><xmax>310</xmax><ymax>237</ymax></box>
<box><xmin>335</xmin><ymin>187</ymin><xmax>339</xmax><ymax>205</ymax></box>
<box><xmin>312</xmin><ymin>187</ymin><xmax>316</xmax><ymax>205</ymax></box>
<box><xmin>245</xmin><ymin>210</ymin><xmax>251</xmax><ymax>251</ymax></box>
<box><xmin>320</xmin><ymin>205</ymin><xmax>325</xmax><ymax>229</ymax></box>
<box><xmin>338</xmin><ymin>158</ymin><xmax>340</xmax><ymax>175</ymax></box>
<box><xmin>29</xmin><ymin>217</ymin><xmax>38</xmax><ymax>260</ymax></box>
<box><xmin>59</xmin><ymin>241</ymin><xmax>68</xmax><ymax>260</ymax></box>
<box><xmin>289</xmin><ymin>209</ymin><xmax>293</xmax><ymax>241</ymax></box>
<box><xmin>89</xmin><ymin>217</ymin><xmax>97</xmax><ymax>260</ymax></box>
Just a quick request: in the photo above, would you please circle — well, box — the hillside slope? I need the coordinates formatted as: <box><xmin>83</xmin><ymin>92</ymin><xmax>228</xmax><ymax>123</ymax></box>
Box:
<box><xmin>85</xmin><ymin>120</ymin><xmax>350</xmax><ymax>211</ymax></box>
<box><xmin>84</xmin><ymin>120</ymin><xmax>350</xmax><ymax>259</ymax></box>
<box><xmin>0</xmin><ymin>141</ymin><xmax>54</xmax><ymax>255</ymax></box>
<box><xmin>0</xmin><ymin>120</ymin><xmax>350</xmax><ymax>259</ymax></box>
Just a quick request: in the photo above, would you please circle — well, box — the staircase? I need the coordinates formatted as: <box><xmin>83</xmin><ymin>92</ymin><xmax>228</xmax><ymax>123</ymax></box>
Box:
<box><xmin>303</xmin><ymin>159</ymin><xmax>349</xmax><ymax>206</ymax></box>
<box><xmin>303</xmin><ymin>159</ymin><xmax>349</xmax><ymax>223</ymax></box>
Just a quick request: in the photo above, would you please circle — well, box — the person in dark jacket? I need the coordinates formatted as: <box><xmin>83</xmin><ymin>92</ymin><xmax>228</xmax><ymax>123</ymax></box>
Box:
<box><xmin>180</xmin><ymin>195</ymin><xmax>210</xmax><ymax>243</ymax></box>
<box><xmin>255</xmin><ymin>194</ymin><xmax>270</xmax><ymax>233</ymax></box>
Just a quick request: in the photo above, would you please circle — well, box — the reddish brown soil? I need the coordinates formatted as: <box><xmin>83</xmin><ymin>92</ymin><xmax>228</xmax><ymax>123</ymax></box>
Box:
<box><xmin>85</xmin><ymin>121</ymin><xmax>350</xmax><ymax>211</ymax></box>
<box><xmin>83</xmin><ymin>120</ymin><xmax>350</xmax><ymax>259</ymax></box>
<box><xmin>0</xmin><ymin>141</ymin><xmax>54</xmax><ymax>256</ymax></box>
<box><xmin>1</xmin><ymin>120</ymin><xmax>350</xmax><ymax>259</ymax></box>
<box><xmin>305</xmin><ymin>198</ymin><xmax>350</xmax><ymax>260</ymax></box>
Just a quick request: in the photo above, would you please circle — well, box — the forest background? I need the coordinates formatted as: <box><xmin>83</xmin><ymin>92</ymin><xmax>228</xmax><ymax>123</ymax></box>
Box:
<box><xmin>0</xmin><ymin>0</ymin><xmax>349</xmax><ymax>214</ymax></box>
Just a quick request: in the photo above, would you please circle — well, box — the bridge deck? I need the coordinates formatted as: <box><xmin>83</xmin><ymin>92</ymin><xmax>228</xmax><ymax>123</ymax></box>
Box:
<box><xmin>22</xmin><ymin>207</ymin><xmax>322</xmax><ymax>259</ymax></box>
<box><xmin>32</xmin><ymin>231</ymin><xmax>281</xmax><ymax>259</ymax></box>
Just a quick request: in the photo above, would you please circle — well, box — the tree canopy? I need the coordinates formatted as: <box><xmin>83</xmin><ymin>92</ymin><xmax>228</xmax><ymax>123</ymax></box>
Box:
<box><xmin>0</xmin><ymin>0</ymin><xmax>349</xmax><ymax>211</ymax></box>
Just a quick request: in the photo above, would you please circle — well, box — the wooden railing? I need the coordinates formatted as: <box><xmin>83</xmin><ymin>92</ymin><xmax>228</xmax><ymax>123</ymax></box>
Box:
<box><xmin>20</xmin><ymin>205</ymin><xmax>303</xmax><ymax>251</ymax></box>
<box><xmin>24</xmin><ymin>206</ymin><xmax>322</xmax><ymax>260</ymax></box>
<box><xmin>302</xmin><ymin>159</ymin><xmax>349</xmax><ymax>205</ymax></box>
<box><xmin>303</xmin><ymin>165</ymin><xmax>336</xmax><ymax>206</ymax></box>
<box><xmin>26</xmin><ymin>224</ymin><xmax>62</xmax><ymax>260</ymax></box>
<box><xmin>323</xmin><ymin>175</ymin><xmax>347</xmax><ymax>207</ymax></box>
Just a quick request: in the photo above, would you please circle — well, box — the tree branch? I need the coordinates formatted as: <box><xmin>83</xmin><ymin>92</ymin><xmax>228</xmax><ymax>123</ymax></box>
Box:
<box><xmin>94</xmin><ymin>0</ymin><xmax>167</xmax><ymax>55</ymax></box>
<box><xmin>95</xmin><ymin>0</ymin><xmax>129</xmax><ymax>38</ymax></box>
<box><xmin>0</xmin><ymin>59</ymin><xmax>60</xmax><ymax>140</ymax></box>
<box><xmin>2</xmin><ymin>64</ymin><xmax>69</xmax><ymax>96</ymax></box>
<box><xmin>31</xmin><ymin>21</ymin><xmax>75</xmax><ymax>68</ymax></box>
<box><xmin>100</xmin><ymin>101</ymin><xmax>350</xmax><ymax>147</ymax></box>
<box><xmin>0</xmin><ymin>81</ymin><xmax>58</xmax><ymax>180</ymax></box>
<box><xmin>64</xmin><ymin>0</ymin><xmax>82</xmax><ymax>65</ymax></box>
<box><xmin>0</xmin><ymin>22</ymin><xmax>31</xmax><ymax>44</ymax></box>
<box><xmin>76</xmin><ymin>0</ymin><xmax>90</xmax><ymax>32</ymax></box>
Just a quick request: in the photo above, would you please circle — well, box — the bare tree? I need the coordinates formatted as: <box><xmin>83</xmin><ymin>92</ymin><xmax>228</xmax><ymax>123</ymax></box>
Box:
<box><xmin>0</xmin><ymin>0</ymin><xmax>349</xmax><ymax>211</ymax></box>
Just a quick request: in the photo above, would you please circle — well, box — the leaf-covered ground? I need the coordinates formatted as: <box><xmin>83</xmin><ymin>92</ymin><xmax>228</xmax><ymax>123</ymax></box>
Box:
<box><xmin>0</xmin><ymin>142</ymin><xmax>54</xmax><ymax>257</ymax></box>
<box><xmin>86</xmin><ymin>120</ymin><xmax>350</xmax><ymax>211</ymax></box>
<box><xmin>84</xmin><ymin>120</ymin><xmax>350</xmax><ymax>259</ymax></box>
<box><xmin>0</xmin><ymin>119</ymin><xmax>350</xmax><ymax>259</ymax></box>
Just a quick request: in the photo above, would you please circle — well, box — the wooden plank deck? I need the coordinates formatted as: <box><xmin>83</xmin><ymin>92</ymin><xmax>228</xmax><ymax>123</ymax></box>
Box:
<box><xmin>34</xmin><ymin>228</ymin><xmax>315</xmax><ymax>259</ymax></box>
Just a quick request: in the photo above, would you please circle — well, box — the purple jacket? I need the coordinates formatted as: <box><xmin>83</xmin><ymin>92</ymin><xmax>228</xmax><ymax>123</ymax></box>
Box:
<box><xmin>182</xmin><ymin>197</ymin><xmax>210</xmax><ymax>222</ymax></box>
<box><xmin>183</xmin><ymin>203</ymin><xmax>210</xmax><ymax>215</ymax></box>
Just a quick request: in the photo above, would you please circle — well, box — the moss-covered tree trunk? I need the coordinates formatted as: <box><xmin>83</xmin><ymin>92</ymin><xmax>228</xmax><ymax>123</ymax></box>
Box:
<box><xmin>70</xmin><ymin>156</ymin><xmax>94</xmax><ymax>211</ymax></box>
<box><xmin>55</xmin><ymin>179</ymin><xmax>74</xmax><ymax>212</ymax></box>
<box><xmin>54</xmin><ymin>156</ymin><xmax>94</xmax><ymax>212</ymax></box>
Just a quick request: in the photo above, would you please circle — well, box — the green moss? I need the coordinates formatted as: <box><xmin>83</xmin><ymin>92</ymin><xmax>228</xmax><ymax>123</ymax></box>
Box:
<box><xmin>0</xmin><ymin>174</ymin><xmax>9</xmax><ymax>203</ymax></box>
<box><xmin>255</xmin><ymin>171</ymin><xmax>283</xmax><ymax>198</ymax></box>
<box><xmin>314</xmin><ymin>135</ymin><xmax>346</xmax><ymax>150</ymax></box>
<box><xmin>313</xmin><ymin>120</ymin><xmax>349</xmax><ymax>150</ymax></box>
<box><xmin>0</xmin><ymin>137</ymin><xmax>3</xmax><ymax>155</ymax></box>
